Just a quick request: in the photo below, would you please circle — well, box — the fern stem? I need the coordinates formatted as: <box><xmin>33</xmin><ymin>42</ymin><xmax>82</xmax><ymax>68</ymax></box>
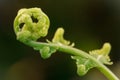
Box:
<box><xmin>27</xmin><ymin>41</ymin><xmax>119</xmax><ymax>80</ymax></box>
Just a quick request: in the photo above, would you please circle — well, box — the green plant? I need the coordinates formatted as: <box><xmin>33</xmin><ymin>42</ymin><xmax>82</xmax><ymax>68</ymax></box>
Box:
<box><xmin>13</xmin><ymin>8</ymin><xmax>119</xmax><ymax>80</ymax></box>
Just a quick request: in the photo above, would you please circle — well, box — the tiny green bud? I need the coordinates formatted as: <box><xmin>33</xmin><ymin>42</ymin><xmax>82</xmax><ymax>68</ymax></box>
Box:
<box><xmin>14</xmin><ymin>8</ymin><xmax>50</xmax><ymax>42</ymax></box>
<box><xmin>40</xmin><ymin>46</ymin><xmax>50</xmax><ymax>59</ymax></box>
<box><xmin>77</xmin><ymin>64</ymin><xmax>86</xmax><ymax>76</ymax></box>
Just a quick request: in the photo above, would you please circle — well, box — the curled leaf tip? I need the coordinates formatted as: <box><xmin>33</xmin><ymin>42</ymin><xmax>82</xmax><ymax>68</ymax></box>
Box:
<box><xmin>102</xmin><ymin>43</ymin><xmax>111</xmax><ymax>55</ymax></box>
<box><xmin>90</xmin><ymin>42</ymin><xmax>111</xmax><ymax>56</ymax></box>
<box><xmin>14</xmin><ymin>7</ymin><xmax>50</xmax><ymax>42</ymax></box>
<box><xmin>52</xmin><ymin>27</ymin><xmax>74</xmax><ymax>46</ymax></box>
<box><xmin>89</xmin><ymin>43</ymin><xmax>112</xmax><ymax>65</ymax></box>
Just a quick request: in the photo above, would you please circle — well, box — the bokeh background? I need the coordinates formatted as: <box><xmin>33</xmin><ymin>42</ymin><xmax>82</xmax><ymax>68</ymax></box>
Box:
<box><xmin>0</xmin><ymin>0</ymin><xmax>120</xmax><ymax>80</ymax></box>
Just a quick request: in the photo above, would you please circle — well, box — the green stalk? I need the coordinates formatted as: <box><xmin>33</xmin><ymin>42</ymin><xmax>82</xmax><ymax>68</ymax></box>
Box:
<box><xmin>27</xmin><ymin>41</ymin><xmax>119</xmax><ymax>80</ymax></box>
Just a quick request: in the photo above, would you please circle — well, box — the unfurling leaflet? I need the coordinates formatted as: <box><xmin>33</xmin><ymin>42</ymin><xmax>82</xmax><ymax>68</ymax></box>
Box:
<box><xmin>89</xmin><ymin>43</ymin><xmax>113</xmax><ymax>65</ymax></box>
<box><xmin>71</xmin><ymin>43</ymin><xmax>112</xmax><ymax>76</ymax></box>
<box><xmin>52</xmin><ymin>28</ymin><xmax>74</xmax><ymax>46</ymax></box>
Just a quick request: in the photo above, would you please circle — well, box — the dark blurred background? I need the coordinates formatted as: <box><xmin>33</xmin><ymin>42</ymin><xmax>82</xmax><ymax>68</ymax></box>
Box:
<box><xmin>0</xmin><ymin>0</ymin><xmax>120</xmax><ymax>80</ymax></box>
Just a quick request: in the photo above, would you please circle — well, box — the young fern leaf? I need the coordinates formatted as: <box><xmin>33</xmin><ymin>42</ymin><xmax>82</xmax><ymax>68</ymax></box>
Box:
<box><xmin>71</xmin><ymin>56</ymin><xmax>97</xmax><ymax>76</ymax></box>
<box><xmin>89</xmin><ymin>43</ymin><xmax>113</xmax><ymax>65</ymax></box>
<box><xmin>14</xmin><ymin>8</ymin><xmax>119</xmax><ymax>80</ymax></box>
<box><xmin>71</xmin><ymin>43</ymin><xmax>112</xmax><ymax>76</ymax></box>
<box><xmin>52</xmin><ymin>28</ymin><xmax>74</xmax><ymax>46</ymax></box>
<box><xmin>52</xmin><ymin>28</ymin><xmax>70</xmax><ymax>45</ymax></box>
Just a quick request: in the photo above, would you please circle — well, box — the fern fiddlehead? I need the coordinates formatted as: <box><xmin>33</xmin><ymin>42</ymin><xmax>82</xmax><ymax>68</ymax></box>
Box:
<box><xmin>14</xmin><ymin>8</ymin><xmax>119</xmax><ymax>80</ymax></box>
